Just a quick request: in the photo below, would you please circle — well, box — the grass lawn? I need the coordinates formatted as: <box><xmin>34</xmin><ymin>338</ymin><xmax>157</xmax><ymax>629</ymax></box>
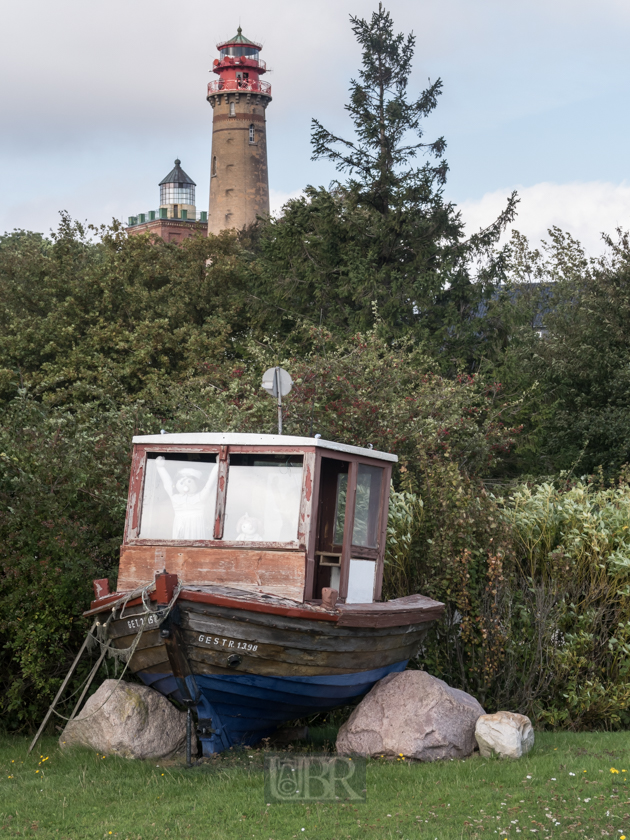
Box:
<box><xmin>1</xmin><ymin>729</ymin><xmax>630</xmax><ymax>839</ymax></box>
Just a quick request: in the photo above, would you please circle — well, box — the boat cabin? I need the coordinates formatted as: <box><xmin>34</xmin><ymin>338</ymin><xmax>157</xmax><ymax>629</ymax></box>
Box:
<box><xmin>118</xmin><ymin>434</ymin><xmax>397</xmax><ymax>605</ymax></box>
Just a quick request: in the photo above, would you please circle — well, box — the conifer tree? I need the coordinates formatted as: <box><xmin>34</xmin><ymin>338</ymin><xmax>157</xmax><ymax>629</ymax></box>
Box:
<box><xmin>255</xmin><ymin>5</ymin><xmax>517</xmax><ymax>352</ymax></box>
<box><xmin>311</xmin><ymin>2</ymin><xmax>447</xmax><ymax>216</ymax></box>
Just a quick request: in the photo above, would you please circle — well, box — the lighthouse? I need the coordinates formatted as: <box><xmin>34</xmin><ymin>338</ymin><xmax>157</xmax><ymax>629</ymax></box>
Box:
<box><xmin>206</xmin><ymin>27</ymin><xmax>271</xmax><ymax>235</ymax></box>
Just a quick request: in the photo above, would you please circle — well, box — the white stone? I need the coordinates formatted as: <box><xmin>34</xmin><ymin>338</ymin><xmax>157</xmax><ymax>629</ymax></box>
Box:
<box><xmin>60</xmin><ymin>679</ymin><xmax>186</xmax><ymax>760</ymax></box>
<box><xmin>475</xmin><ymin>711</ymin><xmax>534</xmax><ymax>758</ymax></box>
<box><xmin>336</xmin><ymin>670</ymin><xmax>485</xmax><ymax>761</ymax></box>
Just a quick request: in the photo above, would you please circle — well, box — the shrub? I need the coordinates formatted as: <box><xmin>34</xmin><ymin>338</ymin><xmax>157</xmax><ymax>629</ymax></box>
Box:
<box><xmin>394</xmin><ymin>473</ymin><xmax>630</xmax><ymax>729</ymax></box>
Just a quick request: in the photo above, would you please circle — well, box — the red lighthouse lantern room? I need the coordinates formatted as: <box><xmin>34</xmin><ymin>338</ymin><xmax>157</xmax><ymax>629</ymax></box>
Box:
<box><xmin>208</xmin><ymin>27</ymin><xmax>271</xmax><ymax>97</ymax></box>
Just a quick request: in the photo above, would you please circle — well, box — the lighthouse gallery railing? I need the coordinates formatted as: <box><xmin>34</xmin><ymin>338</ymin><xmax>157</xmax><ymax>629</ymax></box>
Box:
<box><xmin>207</xmin><ymin>79</ymin><xmax>272</xmax><ymax>95</ymax></box>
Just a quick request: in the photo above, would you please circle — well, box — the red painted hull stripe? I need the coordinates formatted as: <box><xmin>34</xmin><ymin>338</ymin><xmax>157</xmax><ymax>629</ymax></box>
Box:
<box><xmin>86</xmin><ymin>588</ymin><xmax>339</xmax><ymax>622</ymax></box>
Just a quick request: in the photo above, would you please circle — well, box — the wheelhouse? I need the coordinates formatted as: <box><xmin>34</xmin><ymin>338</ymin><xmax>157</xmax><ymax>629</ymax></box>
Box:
<box><xmin>119</xmin><ymin>434</ymin><xmax>396</xmax><ymax>605</ymax></box>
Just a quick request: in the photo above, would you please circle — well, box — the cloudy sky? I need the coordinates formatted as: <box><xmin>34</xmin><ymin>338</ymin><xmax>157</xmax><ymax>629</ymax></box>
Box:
<box><xmin>1</xmin><ymin>0</ymin><xmax>628</xmax><ymax>253</ymax></box>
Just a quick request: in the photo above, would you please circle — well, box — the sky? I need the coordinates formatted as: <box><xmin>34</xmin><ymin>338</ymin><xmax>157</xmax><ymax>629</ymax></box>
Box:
<box><xmin>1</xmin><ymin>0</ymin><xmax>629</xmax><ymax>254</ymax></box>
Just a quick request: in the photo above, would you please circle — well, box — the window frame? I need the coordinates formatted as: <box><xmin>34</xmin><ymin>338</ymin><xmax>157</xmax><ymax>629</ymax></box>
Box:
<box><xmin>124</xmin><ymin>444</ymin><xmax>314</xmax><ymax>551</ymax></box>
<box><xmin>124</xmin><ymin>442</ymin><xmax>392</xmax><ymax>603</ymax></box>
<box><xmin>305</xmin><ymin>449</ymin><xmax>392</xmax><ymax>603</ymax></box>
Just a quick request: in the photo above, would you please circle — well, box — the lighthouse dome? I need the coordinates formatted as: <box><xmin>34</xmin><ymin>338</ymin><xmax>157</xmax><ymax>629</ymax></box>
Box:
<box><xmin>217</xmin><ymin>27</ymin><xmax>262</xmax><ymax>59</ymax></box>
<box><xmin>159</xmin><ymin>159</ymin><xmax>196</xmax><ymax>207</ymax></box>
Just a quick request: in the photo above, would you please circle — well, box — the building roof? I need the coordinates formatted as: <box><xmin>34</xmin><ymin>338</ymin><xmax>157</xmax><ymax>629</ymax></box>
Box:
<box><xmin>217</xmin><ymin>26</ymin><xmax>262</xmax><ymax>50</ymax></box>
<box><xmin>159</xmin><ymin>159</ymin><xmax>196</xmax><ymax>187</ymax></box>
<box><xmin>131</xmin><ymin>433</ymin><xmax>398</xmax><ymax>462</ymax></box>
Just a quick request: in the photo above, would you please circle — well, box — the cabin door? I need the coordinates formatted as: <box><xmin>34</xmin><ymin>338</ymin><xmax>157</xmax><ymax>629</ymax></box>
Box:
<box><xmin>313</xmin><ymin>457</ymin><xmax>348</xmax><ymax>599</ymax></box>
<box><xmin>314</xmin><ymin>457</ymin><xmax>386</xmax><ymax>603</ymax></box>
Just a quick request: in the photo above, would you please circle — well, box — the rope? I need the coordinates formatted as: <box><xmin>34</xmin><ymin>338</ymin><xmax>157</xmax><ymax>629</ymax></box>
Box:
<box><xmin>55</xmin><ymin>581</ymin><xmax>183</xmax><ymax>724</ymax></box>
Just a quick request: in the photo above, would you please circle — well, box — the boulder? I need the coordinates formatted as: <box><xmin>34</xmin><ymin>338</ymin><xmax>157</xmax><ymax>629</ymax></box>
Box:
<box><xmin>336</xmin><ymin>670</ymin><xmax>485</xmax><ymax>761</ymax></box>
<box><xmin>475</xmin><ymin>711</ymin><xmax>534</xmax><ymax>758</ymax></box>
<box><xmin>60</xmin><ymin>679</ymin><xmax>186</xmax><ymax>760</ymax></box>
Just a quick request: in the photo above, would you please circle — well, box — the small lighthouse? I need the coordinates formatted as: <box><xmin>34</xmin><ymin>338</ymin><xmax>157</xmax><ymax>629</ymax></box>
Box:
<box><xmin>206</xmin><ymin>27</ymin><xmax>271</xmax><ymax>235</ymax></box>
<box><xmin>126</xmin><ymin>159</ymin><xmax>208</xmax><ymax>243</ymax></box>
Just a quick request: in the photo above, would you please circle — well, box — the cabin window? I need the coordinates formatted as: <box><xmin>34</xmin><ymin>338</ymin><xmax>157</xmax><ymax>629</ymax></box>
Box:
<box><xmin>333</xmin><ymin>473</ymin><xmax>348</xmax><ymax>544</ymax></box>
<box><xmin>139</xmin><ymin>453</ymin><xmax>218</xmax><ymax>540</ymax></box>
<box><xmin>313</xmin><ymin>458</ymin><xmax>349</xmax><ymax>598</ymax></box>
<box><xmin>223</xmin><ymin>454</ymin><xmax>303</xmax><ymax>542</ymax></box>
<box><xmin>229</xmin><ymin>102</ymin><xmax>235</xmax><ymax>116</ymax></box>
<box><xmin>317</xmin><ymin>458</ymin><xmax>349</xmax><ymax>554</ymax></box>
<box><xmin>352</xmin><ymin>464</ymin><xmax>384</xmax><ymax>548</ymax></box>
<box><xmin>249</xmin><ymin>124</ymin><xmax>255</xmax><ymax>143</ymax></box>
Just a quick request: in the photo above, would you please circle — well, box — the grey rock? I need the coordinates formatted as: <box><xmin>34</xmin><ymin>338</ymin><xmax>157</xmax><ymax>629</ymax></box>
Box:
<box><xmin>475</xmin><ymin>711</ymin><xmax>534</xmax><ymax>758</ymax></box>
<box><xmin>60</xmin><ymin>679</ymin><xmax>186</xmax><ymax>760</ymax></box>
<box><xmin>336</xmin><ymin>670</ymin><xmax>485</xmax><ymax>761</ymax></box>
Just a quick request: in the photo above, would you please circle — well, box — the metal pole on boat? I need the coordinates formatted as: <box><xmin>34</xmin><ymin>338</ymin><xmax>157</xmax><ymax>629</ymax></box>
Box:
<box><xmin>275</xmin><ymin>367</ymin><xmax>282</xmax><ymax>435</ymax></box>
<box><xmin>183</xmin><ymin>699</ymin><xmax>194</xmax><ymax>767</ymax></box>
<box><xmin>68</xmin><ymin>640</ymin><xmax>112</xmax><ymax>722</ymax></box>
<box><xmin>261</xmin><ymin>367</ymin><xmax>293</xmax><ymax>437</ymax></box>
<box><xmin>28</xmin><ymin>620</ymin><xmax>97</xmax><ymax>754</ymax></box>
<box><xmin>186</xmin><ymin>707</ymin><xmax>192</xmax><ymax>766</ymax></box>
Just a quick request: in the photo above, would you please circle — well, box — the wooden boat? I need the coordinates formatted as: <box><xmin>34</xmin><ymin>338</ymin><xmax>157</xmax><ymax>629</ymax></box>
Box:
<box><xmin>87</xmin><ymin>434</ymin><xmax>444</xmax><ymax>754</ymax></box>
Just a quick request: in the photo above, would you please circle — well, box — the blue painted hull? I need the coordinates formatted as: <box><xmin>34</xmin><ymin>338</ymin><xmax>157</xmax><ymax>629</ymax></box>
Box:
<box><xmin>139</xmin><ymin>660</ymin><xmax>408</xmax><ymax>754</ymax></box>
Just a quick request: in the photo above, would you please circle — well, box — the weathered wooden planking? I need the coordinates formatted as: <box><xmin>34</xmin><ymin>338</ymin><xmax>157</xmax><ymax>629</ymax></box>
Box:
<box><xmin>180</xmin><ymin>606</ymin><xmax>425</xmax><ymax>655</ymax></box>
<box><xmin>182</xmin><ymin>589</ymin><xmax>338</xmax><ymax>622</ymax></box>
<box><xmin>91</xmin><ymin>583</ymin><xmax>443</xmax><ymax>630</ymax></box>
<box><xmin>111</xmin><ymin>624</ymin><xmax>418</xmax><ymax>680</ymax></box>
<box><xmin>336</xmin><ymin>609</ymin><xmax>443</xmax><ymax>628</ymax></box>
<box><xmin>184</xmin><ymin>628</ymin><xmax>424</xmax><ymax>675</ymax></box>
<box><xmin>181</xmin><ymin>588</ymin><xmax>442</xmax><ymax>627</ymax></box>
<box><xmin>106</xmin><ymin>601</ymin><xmax>429</xmax><ymax>682</ymax></box>
<box><xmin>337</xmin><ymin>594</ymin><xmax>445</xmax><ymax>628</ymax></box>
<box><xmin>110</xmin><ymin>595</ymin><xmax>435</xmax><ymax>644</ymax></box>
<box><xmin>180</xmin><ymin>595</ymin><xmax>429</xmax><ymax>635</ymax></box>
<box><xmin>117</xmin><ymin>546</ymin><xmax>306</xmax><ymax>602</ymax></box>
<box><xmin>186</xmin><ymin>642</ymin><xmax>409</xmax><ymax>678</ymax></box>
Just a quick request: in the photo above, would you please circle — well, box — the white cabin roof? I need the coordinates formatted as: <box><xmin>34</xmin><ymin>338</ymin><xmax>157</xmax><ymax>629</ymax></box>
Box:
<box><xmin>132</xmin><ymin>433</ymin><xmax>398</xmax><ymax>463</ymax></box>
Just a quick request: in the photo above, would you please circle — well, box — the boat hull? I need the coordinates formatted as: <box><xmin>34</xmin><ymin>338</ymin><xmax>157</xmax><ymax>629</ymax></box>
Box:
<box><xmin>138</xmin><ymin>662</ymin><xmax>408</xmax><ymax>753</ymax></box>
<box><xmin>104</xmin><ymin>590</ymin><xmax>437</xmax><ymax>754</ymax></box>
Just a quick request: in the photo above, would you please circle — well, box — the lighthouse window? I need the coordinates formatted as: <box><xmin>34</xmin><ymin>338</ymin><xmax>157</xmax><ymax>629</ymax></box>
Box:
<box><xmin>220</xmin><ymin>46</ymin><xmax>259</xmax><ymax>59</ymax></box>
<box><xmin>229</xmin><ymin>102</ymin><xmax>235</xmax><ymax>117</ymax></box>
<box><xmin>160</xmin><ymin>183</ymin><xmax>195</xmax><ymax>205</ymax></box>
<box><xmin>223</xmin><ymin>454</ymin><xmax>304</xmax><ymax>543</ymax></box>
<box><xmin>249</xmin><ymin>124</ymin><xmax>255</xmax><ymax>143</ymax></box>
<box><xmin>212</xmin><ymin>156</ymin><xmax>217</xmax><ymax>176</ymax></box>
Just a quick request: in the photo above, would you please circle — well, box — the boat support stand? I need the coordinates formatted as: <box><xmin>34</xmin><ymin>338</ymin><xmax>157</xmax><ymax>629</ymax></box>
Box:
<box><xmin>28</xmin><ymin>620</ymin><xmax>98</xmax><ymax>755</ymax></box>
<box><xmin>160</xmin><ymin>608</ymin><xmax>208</xmax><ymax>766</ymax></box>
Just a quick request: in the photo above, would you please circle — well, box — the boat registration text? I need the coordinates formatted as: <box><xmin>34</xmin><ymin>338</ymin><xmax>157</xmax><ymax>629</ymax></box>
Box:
<box><xmin>198</xmin><ymin>635</ymin><xmax>258</xmax><ymax>652</ymax></box>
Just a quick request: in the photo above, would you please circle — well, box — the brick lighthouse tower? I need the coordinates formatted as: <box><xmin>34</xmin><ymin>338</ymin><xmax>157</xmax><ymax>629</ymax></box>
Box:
<box><xmin>206</xmin><ymin>28</ymin><xmax>271</xmax><ymax>235</ymax></box>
